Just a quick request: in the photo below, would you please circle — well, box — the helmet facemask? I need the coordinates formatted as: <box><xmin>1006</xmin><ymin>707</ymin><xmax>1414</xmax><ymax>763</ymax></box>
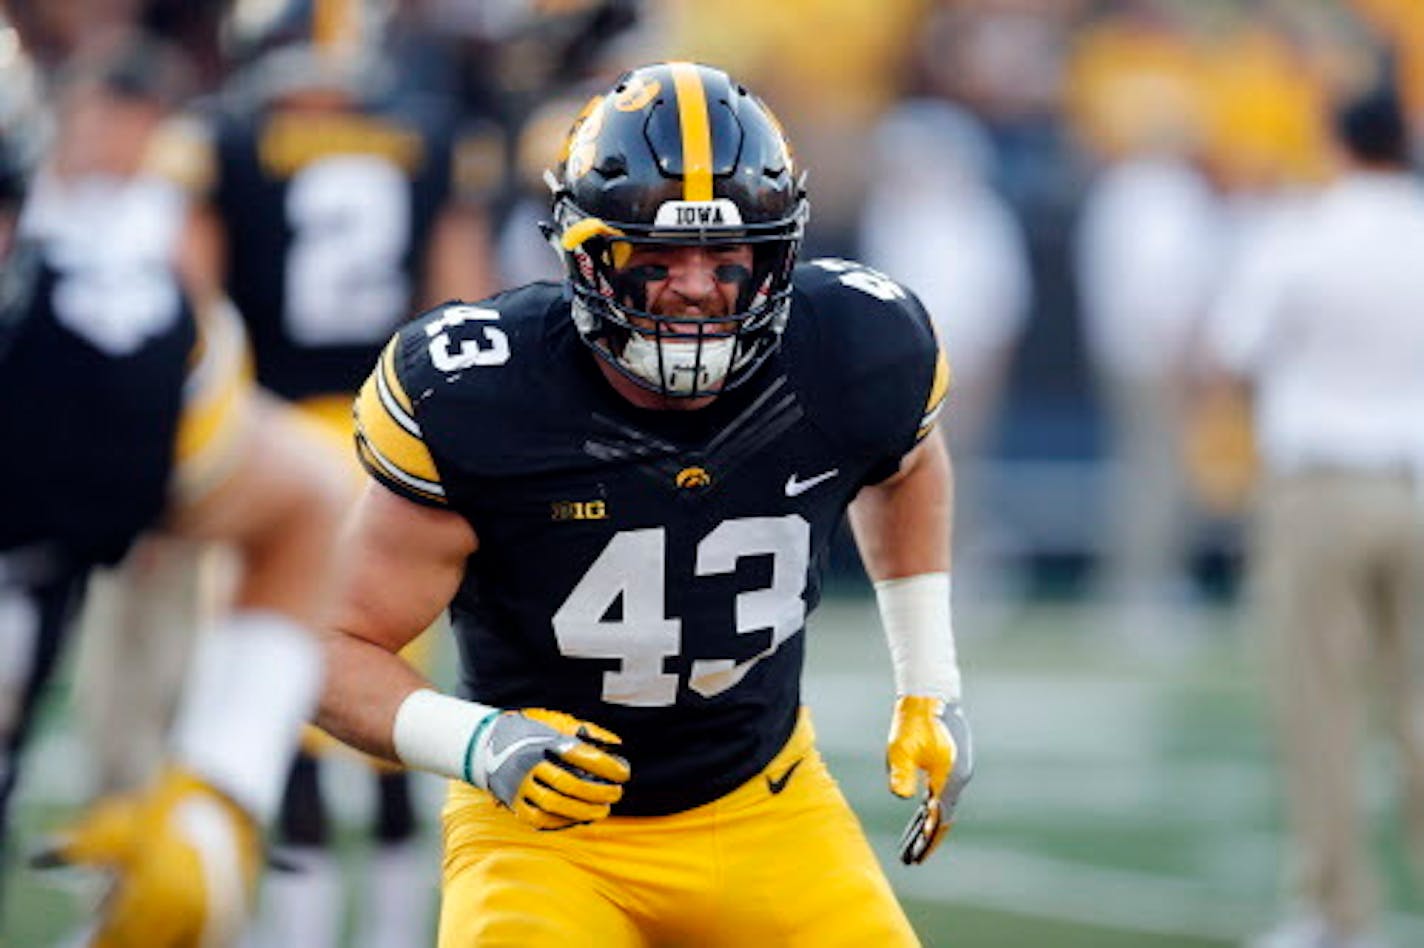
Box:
<box><xmin>553</xmin><ymin>193</ymin><xmax>805</xmax><ymax>399</ymax></box>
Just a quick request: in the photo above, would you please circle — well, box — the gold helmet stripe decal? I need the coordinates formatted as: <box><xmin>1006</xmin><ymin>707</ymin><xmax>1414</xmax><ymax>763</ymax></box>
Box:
<box><xmin>669</xmin><ymin>62</ymin><xmax>713</xmax><ymax>201</ymax></box>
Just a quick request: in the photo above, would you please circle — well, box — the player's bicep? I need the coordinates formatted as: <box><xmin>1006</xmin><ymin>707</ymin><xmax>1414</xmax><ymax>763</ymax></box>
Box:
<box><xmin>332</xmin><ymin>482</ymin><xmax>476</xmax><ymax>654</ymax></box>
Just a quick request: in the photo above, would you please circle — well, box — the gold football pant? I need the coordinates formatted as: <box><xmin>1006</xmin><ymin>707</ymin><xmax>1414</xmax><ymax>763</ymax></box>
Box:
<box><xmin>438</xmin><ymin>709</ymin><xmax>918</xmax><ymax>947</ymax></box>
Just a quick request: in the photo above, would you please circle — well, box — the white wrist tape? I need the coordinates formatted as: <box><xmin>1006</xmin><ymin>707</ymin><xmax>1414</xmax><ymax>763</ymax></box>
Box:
<box><xmin>392</xmin><ymin>689</ymin><xmax>500</xmax><ymax>787</ymax></box>
<box><xmin>169</xmin><ymin>611</ymin><xmax>323</xmax><ymax>823</ymax></box>
<box><xmin>874</xmin><ymin>572</ymin><xmax>961</xmax><ymax>702</ymax></box>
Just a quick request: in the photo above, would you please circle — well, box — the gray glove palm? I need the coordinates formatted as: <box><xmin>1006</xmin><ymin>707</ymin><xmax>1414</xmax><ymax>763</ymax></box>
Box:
<box><xmin>469</xmin><ymin>708</ymin><xmax>631</xmax><ymax>831</ymax></box>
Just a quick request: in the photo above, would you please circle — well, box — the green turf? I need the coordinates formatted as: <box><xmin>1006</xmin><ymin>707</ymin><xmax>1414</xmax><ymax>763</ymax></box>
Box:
<box><xmin>5</xmin><ymin>597</ymin><xmax>1423</xmax><ymax>945</ymax></box>
<box><xmin>902</xmin><ymin>901</ymin><xmax>1229</xmax><ymax>948</ymax></box>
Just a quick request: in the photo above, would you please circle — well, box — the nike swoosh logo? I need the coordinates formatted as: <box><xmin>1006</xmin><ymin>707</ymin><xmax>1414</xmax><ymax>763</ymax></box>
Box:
<box><xmin>766</xmin><ymin>757</ymin><xmax>804</xmax><ymax>795</ymax></box>
<box><xmin>784</xmin><ymin>469</ymin><xmax>839</xmax><ymax>497</ymax></box>
<box><xmin>484</xmin><ymin>736</ymin><xmax>546</xmax><ymax>774</ymax></box>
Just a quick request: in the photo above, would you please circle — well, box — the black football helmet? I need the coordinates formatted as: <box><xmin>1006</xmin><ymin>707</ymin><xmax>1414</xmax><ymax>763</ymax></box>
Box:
<box><xmin>546</xmin><ymin>62</ymin><xmax>808</xmax><ymax>398</ymax></box>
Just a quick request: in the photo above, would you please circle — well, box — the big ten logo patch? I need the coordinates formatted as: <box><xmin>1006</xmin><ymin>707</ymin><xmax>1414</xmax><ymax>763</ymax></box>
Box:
<box><xmin>552</xmin><ymin>499</ymin><xmax>608</xmax><ymax>521</ymax></box>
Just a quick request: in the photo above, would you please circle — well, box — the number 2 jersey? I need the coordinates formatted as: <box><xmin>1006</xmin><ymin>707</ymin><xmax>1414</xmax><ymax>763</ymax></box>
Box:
<box><xmin>355</xmin><ymin>260</ymin><xmax>950</xmax><ymax>815</ymax></box>
<box><xmin>157</xmin><ymin>101</ymin><xmax>500</xmax><ymax>402</ymax></box>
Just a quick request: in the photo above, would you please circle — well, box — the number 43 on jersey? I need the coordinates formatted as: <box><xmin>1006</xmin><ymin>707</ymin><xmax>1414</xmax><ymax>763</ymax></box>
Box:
<box><xmin>552</xmin><ymin>515</ymin><xmax>810</xmax><ymax>707</ymax></box>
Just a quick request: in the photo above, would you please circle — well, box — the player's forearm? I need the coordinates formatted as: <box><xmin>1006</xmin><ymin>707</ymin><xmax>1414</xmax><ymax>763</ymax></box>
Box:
<box><xmin>848</xmin><ymin>435</ymin><xmax>953</xmax><ymax>581</ymax></box>
<box><xmin>315</xmin><ymin>630</ymin><xmax>431</xmax><ymax>763</ymax></box>
<box><xmin>852</xmin><ymin>435</ymin><xmax>961</xmax><ymax>701</ymax></box>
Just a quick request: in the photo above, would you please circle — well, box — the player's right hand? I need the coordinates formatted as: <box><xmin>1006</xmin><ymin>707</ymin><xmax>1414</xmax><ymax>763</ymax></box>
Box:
<box><xmin>470</xmin><ymin>708</ymin><xmax>631</xmax><ymax>831</ymax></box>
<box><xmin>32</xmin><ymin>766</ymin><xmax>261</xmax><ymax>947</ymax></box>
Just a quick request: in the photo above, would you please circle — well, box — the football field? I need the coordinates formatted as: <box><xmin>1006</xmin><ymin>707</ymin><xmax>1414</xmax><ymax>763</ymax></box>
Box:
<box><xmin>6</xmin><ymin>594</ymin><xmax>1424</xmax><ymax>946</ymax></box>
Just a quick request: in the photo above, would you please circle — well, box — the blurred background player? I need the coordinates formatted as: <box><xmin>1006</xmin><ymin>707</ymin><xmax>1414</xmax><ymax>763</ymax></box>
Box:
<box><xmin>147</xmin><ymin>2</ymin><xmax>501</xmax><ymax>945</ymax></box>
<box><xmin>0</xmin><ymin>26</ymin><xmax>347</xmax><ymax>944</ymax></box>
<box><xmin>1206</xmin><ymin>85</ymin><xmax>1424</xmax><ymax>948</ymax></box>
<box><xmin>48</xmin><ymin>31</ymin><xmax>227</xmax><ymax>825</ymax></box>
<box><xmin>1069</xmin><ymin>0</ymin><xmax>1226</xmax><ymax>639</ymax></box>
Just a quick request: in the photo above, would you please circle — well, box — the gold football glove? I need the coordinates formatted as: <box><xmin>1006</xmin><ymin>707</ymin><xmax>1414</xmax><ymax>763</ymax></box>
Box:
<box><xmin>887</xmin><ymin>696</ymin><xmax>974</xmax><ymax>865</ymax></box>
<box><xmin>33</xmin><ymin>766</ymin><xmax>261</xmax><ymax>947</ymax></box>
<box><xmin>472</xmin><ymin>708</ymin><xmax>631</xmax><ymax>831</ymax></box>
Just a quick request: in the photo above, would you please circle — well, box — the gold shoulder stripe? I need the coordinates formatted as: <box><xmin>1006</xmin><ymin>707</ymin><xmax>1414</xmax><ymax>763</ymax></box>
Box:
<box><xmin>916</xmin><ymin>348</ymin><xmax>952</xmax><ymax>440</ymax></box>
<box><xmin>175</xmin><ymin>298</ymin><xmax>253</xmax><ymax>485</ymax></box>
<box><xmin>378</xmin><ymin>337</ymin><xmax>414</xmax><ymax>417</ymax></box>
<box><xmin>356</xmin><ymin>434</ymin><xmax>446</xmax><ymax>503</ymax></box>
<box><xmin>669</xmin><ymin>62</ymin><xmax>712</xmax><ymax>202</ymax></box>
<box><xmin>355</xmin><ymin>369</ymin><xmax>442</xmax><ymax>490</ymax></box>
<box><xmin>926</xmin><ymin>347</ymin><xmax>951</xmax><ymax>413</ymax></box>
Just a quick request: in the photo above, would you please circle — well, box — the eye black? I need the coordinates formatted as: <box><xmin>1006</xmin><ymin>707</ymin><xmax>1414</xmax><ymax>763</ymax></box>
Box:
<box><xmin>625</xmin><ymin>265</ymin><xmax>669</xmax><ymax>283</ymax></box>
<box><xmin>714</xmin><ymin>264</ymin><xmax>752</xmax><ymax>285</ymax></box>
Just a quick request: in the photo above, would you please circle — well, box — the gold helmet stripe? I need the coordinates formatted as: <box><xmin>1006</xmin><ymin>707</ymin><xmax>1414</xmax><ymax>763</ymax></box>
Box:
<box><xmin>669</xmin><ymin>62</ymin><xmax>713</xmax><ymax>201</ymax></box>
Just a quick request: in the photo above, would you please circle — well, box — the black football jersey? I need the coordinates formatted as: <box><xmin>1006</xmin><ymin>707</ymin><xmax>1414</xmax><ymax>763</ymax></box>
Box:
<box><xmin>208</xmin><ymin>102</ymin><xmax>467</xmax><ymax>401</ymax></box>
<box><xmin>0</xmin><ymin>241</ymin><xmax>193</xmax><ymax>568</ymax></box>
<box><xmin>355</xmin><ymin>259</ymin><xmax>950</xmax><ymax>815</ymax></box>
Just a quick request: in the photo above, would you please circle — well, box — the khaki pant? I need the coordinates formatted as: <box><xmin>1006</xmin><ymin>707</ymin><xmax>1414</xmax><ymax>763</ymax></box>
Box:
<box><xmin>1099</xmin><ymin>370</ymin><xmax>1196</xmax><ymax>606</ymax></box>
<box><xmin>1252</xmin><ymin>470</ymin><xmax>1424</xmax><ymax>934</ymax></box>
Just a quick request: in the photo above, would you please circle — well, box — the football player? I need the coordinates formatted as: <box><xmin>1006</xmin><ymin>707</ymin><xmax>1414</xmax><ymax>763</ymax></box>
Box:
<box><xmin>97</xmin><ymin>4</ymin><xmax>505</xmax><ymax>943</ymax></box>
<box><xmin>317</xmin><ymin>62</ymin><xmax>974</xmax><ymax>945</ymax></box>
<box><xmin>0</xmin><ymin>40</ymin><xmax>347</xmax><ymax>944</ymax></box>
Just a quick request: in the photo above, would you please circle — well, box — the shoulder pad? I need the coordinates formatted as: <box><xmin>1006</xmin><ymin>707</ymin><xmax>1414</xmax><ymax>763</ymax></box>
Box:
<box><xmin>789</xmin><ymin>258</ymin><xmax>950</xmax><ymax>469</ymax></box>
<box><xmin>354</xmin><ymin>329</ymin><xmax>448</xmax><ymax>507</ymax></box>
<box><xmin>796</xmin><ymin>257</ymin><xmax>917</xmax><ymax>306</ymax></box>
<box><xmin>355</xmin><ymin>285</ymin><xmax>566</xmax><ymax>500</ymax></box>
<box><xmin>410</xmin><ymin>283</ymin><xmax>562</xmax><ymax>382</ymax></box>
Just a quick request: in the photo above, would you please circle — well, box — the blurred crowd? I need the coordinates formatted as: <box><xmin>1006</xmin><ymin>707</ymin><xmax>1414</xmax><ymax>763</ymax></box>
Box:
<box><xmin>2</xmin><ymin>0</ymin><xmax>1420</xmax><ymax>597</ymax></box>
<box><xmin>2</xmin><ymin>0</ymin><xmax>1424</xmax><ymax>944</ymax></box>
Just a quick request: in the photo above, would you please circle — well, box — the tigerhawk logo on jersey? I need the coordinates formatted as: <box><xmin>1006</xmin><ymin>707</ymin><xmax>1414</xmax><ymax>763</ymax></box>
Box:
<box><xmin>551</xmin><ymin>500</ymin><xmax>608</xmax><ymax>521</ymax></box>
<box><xmin>675</xmin><ymin>466</ymin><xmax>712</xmax><ymax>489</ymax></box>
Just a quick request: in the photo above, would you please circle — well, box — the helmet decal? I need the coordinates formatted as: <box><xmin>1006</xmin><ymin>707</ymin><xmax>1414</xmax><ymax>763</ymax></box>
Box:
<box><xmin>614</xmin><ymin>75</ymin><xmax>661</xmax><ymax>112</ymax></box>
<box><xmin>668</xmin><ymin>62</ymin><xmax>713</xmax><ymax>202</ymax></box>
<box><xmin>563</xmin><ymin>95</ymin><xmax>605</xmax><ymax>180</ymax></box>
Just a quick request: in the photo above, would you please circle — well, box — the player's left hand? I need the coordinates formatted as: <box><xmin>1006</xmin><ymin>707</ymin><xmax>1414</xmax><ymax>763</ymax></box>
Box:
<box><xmin>886</xmin><ymin>696</ymin><xmax>974</xmax><ymax>865</ymax></box>
<box><xmin>32</xmin><ymin>766</ymin><xmax>262</xmax><ymax>947</ymax></box>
